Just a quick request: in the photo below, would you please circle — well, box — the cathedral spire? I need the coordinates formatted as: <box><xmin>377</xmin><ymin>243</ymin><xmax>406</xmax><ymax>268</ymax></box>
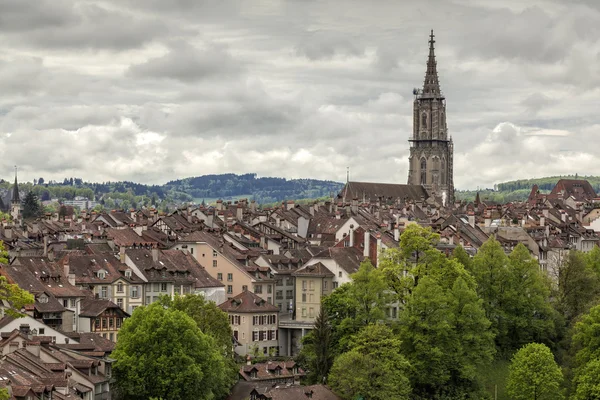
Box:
<box><xmin>11</xmin><ymin>165</ymin><xmax>20</xmax><ymax>204</ymax></box>
<box><xmin>422</xmin><ymin>30</ymin><xmax>441</xmax><ymax>97</ymax></box>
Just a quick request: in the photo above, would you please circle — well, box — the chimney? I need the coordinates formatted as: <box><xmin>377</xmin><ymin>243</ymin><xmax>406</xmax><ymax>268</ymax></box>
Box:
<box><xmin>216</xmin><ymin>200</ymin><xmax>223</xmax><ymax>211</ymax></box>
<box><xmin>335</xmin><ymin>211</ymin><xmax>341</xmax><ymax>220</ymax></box>
<box><xmin>287</xmin><ymin>201</ymin><xmax>294</xmax><ymax>211</ymax></box>
<box><xmin>351</xmin><ymin>198</ymin><xmax>358</xmax><ymax>214</ymax></box>
<box><xmin>540</xmin><ymin>216</ymin><xmax>545</xmax><ymax>227</ymax></box>
<box><xmin>4</xmin><ymin>227</ymin><xmax>12</xmax><ymax>240</ymax></box>
<box><xmin>152</xmin><ymin>247</ymin><xmax>159</xmax><ymax>262</ymax></box>
<box><xmin>250</xmin><ymin>200</ymin><xmax>257</xmax><ymax>213</ymax></box>
<box><xmin>236</xmin><ymin>204</ymin><xmax>243</xmax><ymax>221</ymax></box>
<box><xmin>561</xmin><ymin>211</ymin><xmax>566</xmax><ymax>223</ymax></box>
<box><xmin>43</xmin><ymin>235</ymin><xmax>48</xmax><ymax>257</ymax></box>
<box><xmin>364</xmin><ymin>231</ymin><xmax>370</xmax><ymax>257</ymax></box>
<box><xmin>63</xmin><ymin>258</ymin><xmax>70</xmax><ymax>278</ymax></box>
<box><xmin>484</xmin><ymin>216</ymin><xmax>491</xmax><ymax>228</ymax></box>
<box><xmin>119</xmin><ymin>246</ymin><xmax>126</xmax><ymax>263</ymax></box>
<box><xmin>394</xmin><ymin>224</ymin><xmax>400</xmax><ymax>241</ymax></box>
<box><xmin>349</xmin><ymin>226</ymin><xmax>355</xmax><ymax>247</ymax></box>
<box><xmin>275</xmin><ymin>215</ymin><xmax>281</xmax><ymax>227</ymax></box>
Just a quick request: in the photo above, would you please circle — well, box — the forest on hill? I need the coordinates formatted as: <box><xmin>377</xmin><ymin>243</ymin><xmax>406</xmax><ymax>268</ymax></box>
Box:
<box><xmin>0</xmin><ymin>173</ymin><xmax>344</xmax><ymax>211</ymax></box>
<box><xmin>456</xmin><ymin>175</ymin><xmax>600</xmax><ymax>203</ymax></box>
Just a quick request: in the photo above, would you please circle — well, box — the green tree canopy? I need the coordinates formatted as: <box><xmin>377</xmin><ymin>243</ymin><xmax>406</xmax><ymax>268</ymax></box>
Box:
<box><xmin>298</xmin><ymin>308</ymin><xmax>333</xmax><ymax>385</ymax></box>
<box><xmin>469</xmin><ymin>239</ymin><xmax>556</xmax><ymax>354</ymax></box>
<box><xmin>506</xmin><ymin>343</ymin><xmax>564</xmax><ymax>400</ymax></box>
<box><xmin>321</xmin><ymin>260</ymin><xmax>392</xmax><ymax>354</ymax></box>
<box><xmin>556</xmin><ymin>250</ymin><xmax>600</xmax><ymax>324</ymax></box>
<box><xmin>0</xmin><ymin>241</ymin><xmax>35</xmax><ymax>318</ymax></box>
<box><xmin>399</xmin><ymin>276</ymin><xmax>494</xmax><ymax>399</ymax></box>
<box><xmin>112</xmin><ymin>303</ymin><xmax>231</xmax><ymax>400</ymax></box>
<box><xmin>329</xmin><ymin>324</ymin><xmax>411</xmax><ymax>400</ymax></box>
<box><xmin>22</xmin><ymin>191</ymin><xmax>41</xmax><ymax>220</ymax></box>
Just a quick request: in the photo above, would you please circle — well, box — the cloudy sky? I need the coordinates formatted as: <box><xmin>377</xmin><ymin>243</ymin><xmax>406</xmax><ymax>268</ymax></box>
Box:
<box><xmin>1</xmin><ymin>0</ymin><xmax>599</xmax><ymax>190</ymax></box>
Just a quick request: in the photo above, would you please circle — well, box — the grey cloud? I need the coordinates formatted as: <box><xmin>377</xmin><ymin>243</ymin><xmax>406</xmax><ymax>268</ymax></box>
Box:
<box><xmin>127</xmin><ymin>42</ymin><xmax>242</xmax><ymax>83</ymax></box>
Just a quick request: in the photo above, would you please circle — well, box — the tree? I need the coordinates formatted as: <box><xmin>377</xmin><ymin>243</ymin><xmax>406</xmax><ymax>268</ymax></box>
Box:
<box><xmin>298</xmin><ymin>308</ymin><xmax>333</xmax><ymax>384</ymax></box>
<box><xmin>22</xmin><ymin>191</ymin><xmax>41</xmax><ymax>220</ymax></box>
<box><xmin>470</xmin><ymin>239</ymin><xmax>556</xmax><ymax>354</ymax></box>
<box><xmin>0</xmin><ymin>242</ymin><xmax>34</xmax><ymax>317</ymax></box>
<box><xmin>572</xmin><ymin>358</ymin><xmax>600</xmax><ymax>400</ymax></box>
<box><xmin>399</xmin><ymin>276</ymin><xmax>494</xmax><ymax>398</ymax></box>
<box><xmin>0</xmin><ymin>388</ymin><xmax>8</xmax><ymax>400</ymax></box>
<box><xmin>112</xmin><ymin>302</ymin><xmax>231</xmax><ymax>400</ymax></box>
<box><xmin>321</xmin><ymin>260</ymin><xmax>391</xmax><ymax>354</ymax></box>
<box><xmin>557</xmin><ymin>250</ymin><xmax>600</xmax><ymax>324</ymax></box>
<box><xmin>329</xmin><ymin>324</ymin><xmax>411</xmax><ymax>400</ymax></box>
<box><xmin>506</xmin><ymin>343</ymin><xmax>564</xmax><ymax>400</ymax></box>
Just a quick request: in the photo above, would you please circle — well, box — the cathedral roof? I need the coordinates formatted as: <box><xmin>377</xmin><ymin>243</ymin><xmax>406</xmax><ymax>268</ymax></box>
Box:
<box><xmin>422</xmin><ymin>30</ymin><xmax>442</xmax><ymax>98</ymax></box>
<box><xmin>339</xmin><ymin>181</ymin><xmax>429</xmax><ymax>203</ymax></box>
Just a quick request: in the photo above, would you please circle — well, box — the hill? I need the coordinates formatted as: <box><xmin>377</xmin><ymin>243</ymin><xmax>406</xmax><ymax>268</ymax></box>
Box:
<box><xmin>0</xmin><ymin>173</ymin><xmax>344</xmax><ymax>211</ymax></box>
<box><xmin>456</xmin><ymin>175</ymin><xmax>600</xmax><ymax>203</ymax></box>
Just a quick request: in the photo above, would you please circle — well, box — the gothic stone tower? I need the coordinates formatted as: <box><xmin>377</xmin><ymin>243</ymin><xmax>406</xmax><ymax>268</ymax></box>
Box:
<box><xmin>407</xmin><ymin>30</ymin><xmax>454</xmax><ymax>204</ymax></box>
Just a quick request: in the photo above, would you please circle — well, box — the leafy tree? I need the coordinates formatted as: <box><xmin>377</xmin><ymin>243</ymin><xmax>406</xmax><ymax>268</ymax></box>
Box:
<box><xmin>572</xmin><ymin>358</ymin><xmax>600</xmax><ymax>400</ymax></box>
<box><xmin>22</xmin><ymin>191</ymin><xmax>41</xmax><ymax>220</ymax></box>
<box><xmin>329</xmin><ymin>324</ymin><xmax>411</xmax><ymax>400</ymax></box>
<box><xmin>298</xmin><ymin>308</ymin><xmax>333</xmax><ymax>384</ymax></box>
<box><xmin>506</xmin><ymin>343</ymin><xmax>564</xmax><ymax>400</ymax></box>
<box><xmin>452</xmin><ymin>245</ymin><xmax>472</xmax><ymax>271</ymax></box>
<box><xmin>0</xmin><ymin>388</ymin><xmax>8</xmax><ymax>400</ymax></box>
<box><xmin>399</xmin><ymin>276</ymin><xmax>494</xmax><ymax>398</ymax></box>
<box><xmin>321</xmin><ymin>261</ymin><xmax>391</xmax><ymax>354</ymax></box>
<box><xmin>470</xmin><ymin>239</ymin><xmax>556</xmax><ymax>354</ymax></box>
<box><xmin>112</xmin><ymin>302</ymin><xmax>231</xmax><ymax>400</ymax></box>
<box><xmin>556</xmin><ymin>250</ymin><xmax>600</xmax><ymax>324</ymax></box>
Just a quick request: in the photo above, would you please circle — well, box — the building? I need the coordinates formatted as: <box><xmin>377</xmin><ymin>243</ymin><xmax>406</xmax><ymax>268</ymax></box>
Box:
<box><xmin>291</xmin><ymin>262</ymin><xmax>334</xmax><ymax>323</ymax></box>
<box><xmin>407</xmin><ymin>30</ymin><xmax>454</xmax><ymax>204</ymax></box>
<box><xmin>219</xmin><ymin>290</ymin><xmax>279</xmax><ymax>357</ymax></box>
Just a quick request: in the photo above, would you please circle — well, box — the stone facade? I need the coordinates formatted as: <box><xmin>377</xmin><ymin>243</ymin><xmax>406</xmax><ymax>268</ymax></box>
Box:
<box><xmin>408</xmin><ymin>30</ymin><xmax>454</xmax><ymax>204</ymax></box>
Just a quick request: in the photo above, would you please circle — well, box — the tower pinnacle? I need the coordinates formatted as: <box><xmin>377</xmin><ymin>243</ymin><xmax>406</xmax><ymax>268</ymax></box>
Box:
<box><xmin>422</xmin><ymin>29</ymin><xmax>441</xmax><ymax>97</ymax></box>
<box><xmin>11</xmin><ymin>165</ymin><xmax>19</xmax><ymax>204</ymax></box>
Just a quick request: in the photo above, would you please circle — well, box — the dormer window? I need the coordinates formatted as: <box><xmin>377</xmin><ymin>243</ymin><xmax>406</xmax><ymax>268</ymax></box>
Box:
<box><xmin>125</xmin><ymin>270</ymin><xmax>132</xmax><ymax>278</ymax></box>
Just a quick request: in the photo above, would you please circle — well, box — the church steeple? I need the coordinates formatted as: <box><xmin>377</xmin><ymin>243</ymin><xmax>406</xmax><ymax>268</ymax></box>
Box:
<box><xmin>422</xmin><ymin>30</ymin><xmax>441</xmax><ymax>97</ymax></box>
<box><xmin>11</xmin><ymin>166</ymin><xmax>20</xmax><ymax>204</ymax></box>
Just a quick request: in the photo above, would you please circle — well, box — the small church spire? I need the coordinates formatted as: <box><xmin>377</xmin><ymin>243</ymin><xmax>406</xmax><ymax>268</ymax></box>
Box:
<box><xmin>11</xmin><ymin>165</ymin><xmax>20</xmax><ymax>204</ymax></box>
<box><xmin>422</xmin><ymin>29</ymin><xmax>441</xmax><ymax>97</ymax></box>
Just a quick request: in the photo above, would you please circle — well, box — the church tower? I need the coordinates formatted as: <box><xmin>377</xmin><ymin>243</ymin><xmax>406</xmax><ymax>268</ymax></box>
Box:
<box><xmin>10</xmin><ymin>167</ymin><xmax>21</xmax><ymax>222</ymax></box>
<box><xmin>407</xmin><ymin>30</ymin><xmax>454</xmax><ymax>204</ymax></box>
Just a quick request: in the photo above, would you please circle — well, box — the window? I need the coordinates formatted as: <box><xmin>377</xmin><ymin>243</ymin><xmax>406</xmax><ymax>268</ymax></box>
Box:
<box><xmin>70</xmin><ymin>298</ymin><xmax>76</xmax><ymax>307</ymax></box>
<box><xmin>109</xmin><ymin>318</ymin><xmax>114</xmax><ymax>328</ymax></box>
<box><xmin>213</xmin><ymin>250</ymin><xmax>218</xmax><ymax>257</ymax></box>
<box><xmin>109</xmin><ymin>333</ymin><xmax>114</xmax><ymax>342</ymax></box>
<box><xmin>213</xmin><ymin>260</ymin><xmax>218</xmax><ymax>268</ymax></box>
<box><xmin>420</xmin><ymin>158</ymin><xmax>427</xmax><ymax>185</ymax></box>
<box><xmin>125</xmin><ymin>270</ymin><xmax>131</xmax><ymax>278</ymax></box>
<box><xmin>190</xmin><ymin>248</ymin><xmax>193</xmax><ymax>254</ymax></box>
<box><xmin>309</xmin><ymin>294</ymin><xmax>314</xmax><ymax>302</ymax></box>
<box><xmin>227</xmin><ymin>273</ymin><xmax>233</xmax><ymax>282</ymax></box>
<box><xmin>309</xmin><ymin>308</ymin><xmax>314</xmax><ymax>318</ymax></box>
<box><xmin>302</xmin><ymin>280</ymin><xmax>307</xmax><ymax>290</ymax></box>
<box><xmin>154</xmin><ymin>283</ymin><xmax>160</xmax><ymax>292</ymax></box>
<box><xmin>267</xmin><ymin>285</ymin><xmax>272</xmax><ymax>294</ymax></box>
<box><xmin>117</xmin><ymin>298</ymin><xmax>123</xmax><ymax>309</ymax></box>
<box><xmin>276</xmin><ymin>279</ymin><xmax>283</xmax><ymax>286</ymax></box>
<box><xmin>131</xmin><ymin>286</ymin><xmax>139</xmax><ymax>298</ymax></box>
<box><xmin>301</xmin><ymin>308</ymin><xmax>306</xmax><ymax>317</ymax></box>
<box><xmin>242</xmin><ymin>285</ymin><xmax>248</xmax><ymax>291</ymax></box>
<box><xmin>227</xmin><ymin>285</ymin><xmax>233</xmax><ymax>294</ymax></box>
<box><xmin>276</xmin><ymin>290</ymin><xmax>283</xmax><ymax>300</ymax></box>
<box><xmin>217</xmin><ymin>273</ymin><xmax>223</xmax><ymax>281</ymax></box>
<box><xmin>101</xmin><ymin>286</ymin><xmax>108</xmax><ymax>299</ymax></box>
<box><xmin>309</xmin><ymin>281</ymin><xmax>314</xmax><ymax>291</ymax></box>
<box><xmin>286</xmin><ymin>277</ymin><xmax>293</xmax><ymax>286</ymax></box>
<box><xmin>338</xmin><ymin>271</ymin><xmax>342</xmax><ymax>278</ymax></box>
<box><xmin>117</xmin><ymin>318</ymin><xmax>121</xmax><ymax>328</ymax></box>
<box><xmin>333</xmin><ymin>282</ymin><xmax>339</xmax><ymax>289</ymax></box>
<box><xmin>63</xmin><ymin>299</ymin><xmax>68</xmax><ymax>307</ymax></box>
<box><xmin>146</xmin><ymin>296</ymin><xmax>151</xmax><ymax>305</ymax></box>
<box><xmin>254</xmin><ymin>285</ymin><xmax>262</xmax><ymax>294</ymax></box>
<box><xmin>117</xmin><ymin>283</ymin><xmax>124</xmax><ymax>293</ymax></box>
<box><xmin>102</xmin><ymin>318</ymin><xmax>107</xmax><ymax>329</ymax></box>
<box><xmin>174</xmin><ymin>286</ymin><xmax>181</xmax><ymax>295</ymax></box>
<box><xmin>286</xmin><ymin>290</ymin><xmax>293</xmax><ymax>299</ymax></box>
<box><xmin>95</xmin><ymin>318</ymin><xmax>100</xmax><ymax>330</ymax></box>
<box><xmin>421</xmin><ymin>112</ymin><xmax>427</xmax><ymax>129</ymax></box>
<box><xmin>39</xmin><ymin>328</ymin><xmax>45</xmax><ymax>335</ymax></box>
<box><xmin>302</xmin><ymin>293</ymin><xmax>306</xmax><ymax>302</ymax></box>
<box><xmin>323</xmin><ymin>281</ymin><xmax>328</xmax><ymax>290</ymax></box>
<box><xmin>161</xmin><ymin>283</ymin><xmax>167</xmax><ymax>292</ymax></box>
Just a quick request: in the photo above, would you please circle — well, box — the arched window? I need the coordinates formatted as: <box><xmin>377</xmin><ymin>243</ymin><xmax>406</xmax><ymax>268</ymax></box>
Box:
<box><xmin>440</xmin><ymin>112</ymin><xmax>444</xmax><ymax>127</ymax></box>
<box><xmin>420</xmin><ymin>158</ymin><xmax>427</xmax><ymax>185</ymax></box>
<box><xmin>421</xmin><ymin>113</ymin><xmax>427</xmax><ymax>129</ymax></box>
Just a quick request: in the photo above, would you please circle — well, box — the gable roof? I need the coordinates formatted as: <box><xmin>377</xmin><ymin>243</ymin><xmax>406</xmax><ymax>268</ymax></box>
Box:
<box><xmin>218</xmin><ymin>290</ymin><xmax>278</xmax><ymax>313</ymax></box>
<box><xmin>340</xmin><ymin>181</ymin><xmax>429</xmax><ymax>202</ymax></box>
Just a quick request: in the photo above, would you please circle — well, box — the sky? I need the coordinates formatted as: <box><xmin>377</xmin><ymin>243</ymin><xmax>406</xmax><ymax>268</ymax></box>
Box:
<box><xmin>0</xmin><ymin>0</ymin><xmax>599</xmax><ymax>190</ymax></box>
